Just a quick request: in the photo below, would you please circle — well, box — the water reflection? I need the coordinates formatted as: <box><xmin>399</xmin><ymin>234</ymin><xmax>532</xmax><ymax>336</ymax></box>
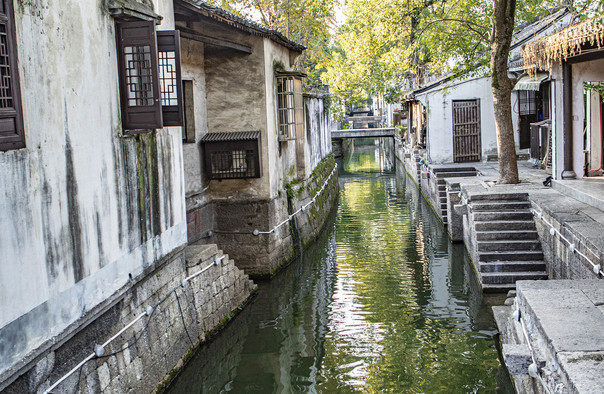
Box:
<box><xmin>167</xmin><ymin>142</ymin><xmax>507</xmax><ymax>393</ymax></box>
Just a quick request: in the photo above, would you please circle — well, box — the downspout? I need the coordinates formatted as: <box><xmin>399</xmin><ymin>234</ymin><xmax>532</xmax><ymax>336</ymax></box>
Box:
<box><xmin>562</xmin><ymin>61</ymin><xmax>577</xmax><ymax>179</ymax></box>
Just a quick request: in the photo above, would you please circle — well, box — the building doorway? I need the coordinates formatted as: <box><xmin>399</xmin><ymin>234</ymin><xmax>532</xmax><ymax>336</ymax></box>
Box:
<box><xmin>452</xmin><ymin>99</ymin><xmax>481</xmax><ymax>162</ymax></box>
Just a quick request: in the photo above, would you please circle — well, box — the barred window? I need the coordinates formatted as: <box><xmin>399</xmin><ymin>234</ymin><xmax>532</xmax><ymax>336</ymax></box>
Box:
<box><xmin>519</xmin><ymin>90</ymin><xmax>537</xmax><ymax>116</ymax></box>
<box><xmin>276</xmin><ymin>74</ymin><xmax>303</xmax><ymax>140</ymax></box>
<box><xmin>0</xmin><ymin>0</ymin><xmax>24</xmax><ymax>151</ymax></box>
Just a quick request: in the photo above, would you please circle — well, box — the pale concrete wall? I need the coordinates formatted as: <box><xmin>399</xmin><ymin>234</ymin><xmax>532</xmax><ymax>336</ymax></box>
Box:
<box><xmin>570</xmin><ymin>58</ymin><xmax>604</xmax><ymax>179</ymax></box>
<box><xmin>549</xmin><ymin>58</ymin><xmax>604</xmax><ymax>180</ymax></box>
<box><xmin>201</xmin><ymin>30</ymin><xmax>272</xmax><ymax>200</ymax></box>
<box><xmin>551</xmin><ymin>63</ymin><xmax>564</xmax><ymax>179</ymax></box>
<box><xmin>303</xmin><ymin>94</ymin><xmax>332</xmax><ymax>178</ymax></box>
<box><xmin>0</xmin><ymin>0</ymin><xmax>186</xmax><ymax>379</ymax></box>
<box><xmin>264</xmin><ymin>38</ymin><xmax>299</xmax><ymax>196</ymax></box>
<box><xmin>181</xmin><ymin>39</ymin><xmax>209</xmax><ymax>196</ymax></box>
<box><xmin>416</xmin><ymin>76</ymin><xmax>497</xmax><ymax>164</ymax></box>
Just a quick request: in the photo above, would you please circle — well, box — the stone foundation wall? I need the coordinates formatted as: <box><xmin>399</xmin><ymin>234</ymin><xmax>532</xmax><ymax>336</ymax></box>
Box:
<box><xmin>530</xmin><ymin>197</ymin><xmax>603</xmax><ymax>280</ymax></box>
<box><xmin>286</xmin><ymin>154</ymin><xmax>339</xmax><ymax>251</ymax></box>
<box><xmin>2</xmin><ymin>245</ymin><xmax>255</xmax><ymax>393</ymax></box>
<box><xmin>191</xmin><ymin>154</ymin><xmax>339</xmax><ymax>278</ymax></box>
<box><xmin>211</xmin><ymin>196</ymin><xmax>291</xmax><ymax>277</ymax></box>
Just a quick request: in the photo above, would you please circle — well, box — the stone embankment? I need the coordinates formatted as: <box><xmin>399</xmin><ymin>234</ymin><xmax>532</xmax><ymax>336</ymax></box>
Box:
<box><xmin>495</xmin><ymin>280</ymin><xmax>604</xmax><ymax>393</ymax></box>
<box><xmin>395</xmin><ymin>138</ymin><xmax>604</xmax><ymax>392</ymax></box>
<box><xmin>3</xmin><ymin>244</ymin><xmax>255</xmax><ymax>393</ymax></box>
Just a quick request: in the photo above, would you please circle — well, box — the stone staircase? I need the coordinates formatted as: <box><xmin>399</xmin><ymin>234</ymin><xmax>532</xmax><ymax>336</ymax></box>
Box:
<box><xmin>431</xmin><ymin>167</ymin><xmax>477</xmax><ymax>225</ymax></box>
<box><xmin>469</xmin><ymin>193</ymin><xmax>548</xmax><ymax>292</ymax></box>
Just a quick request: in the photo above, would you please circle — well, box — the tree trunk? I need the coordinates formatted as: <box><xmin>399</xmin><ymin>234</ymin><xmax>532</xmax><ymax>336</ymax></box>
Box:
<box><xmin>490</xmin><ymin>0</ymin><xmax>519</xmax><ymax>184</ymax></box>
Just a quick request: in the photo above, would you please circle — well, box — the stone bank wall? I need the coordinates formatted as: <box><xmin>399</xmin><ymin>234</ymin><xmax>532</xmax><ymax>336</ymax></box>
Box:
<box><xmin>530</xmin><ymin>191</ymin><xmax>604</xmax><ymax>280</ymax></box>
<box><xmin>2</xmin><ymin>245</ymin><xmax>255</xmax><ymax>393</ymax></box>
<box><xmin>206</xmin><ymin>154</ymin><xmax>339</xmax><ymax>278</ymax></box>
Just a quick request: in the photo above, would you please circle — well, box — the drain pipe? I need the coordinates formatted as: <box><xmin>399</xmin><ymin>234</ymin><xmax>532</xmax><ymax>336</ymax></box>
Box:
<box><xmin>562</xmin><ymin>62</ymin><xmax>577</xmax><ymax>179</ymax></box>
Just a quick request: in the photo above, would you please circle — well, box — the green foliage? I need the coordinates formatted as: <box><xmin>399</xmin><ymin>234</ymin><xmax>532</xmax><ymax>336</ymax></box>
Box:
<box><xmin>322</xmin><ymin>0</ymin><xmax>562</xmax><ymax>103</ymax></box>
<box><xmin>206</xmin><ymin>0</ymin><xmax>336</xmax><ymax>87</ymax></box>
<box><xmin>584</xmin><ymin>82</ymin><xmax>604</xmax><ymax>101</ymax></box>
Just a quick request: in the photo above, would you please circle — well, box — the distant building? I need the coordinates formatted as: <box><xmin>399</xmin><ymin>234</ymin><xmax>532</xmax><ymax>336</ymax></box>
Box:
<box><xmin>406</xmin><ymin>8</ymin><xmax>572</xmax><ymax>164</ymax></box>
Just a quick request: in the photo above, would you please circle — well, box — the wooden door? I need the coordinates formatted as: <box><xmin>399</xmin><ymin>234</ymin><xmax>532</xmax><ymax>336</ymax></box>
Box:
<box><xmin>452</xmin><ymin>100</ymin><xmax>481</xmax><ymax>162</ymax></box>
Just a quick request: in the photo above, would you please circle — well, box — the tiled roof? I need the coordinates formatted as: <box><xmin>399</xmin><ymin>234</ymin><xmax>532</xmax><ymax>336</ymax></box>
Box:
<box><xmin>200</xmin><ymin>131</ymin><xmax>261</xmax><ymax>142</ymax></box>
<box><xmin>178</xmin><ymin>0</ymin><xmax>305</xmax><ymax>51</ymax></box>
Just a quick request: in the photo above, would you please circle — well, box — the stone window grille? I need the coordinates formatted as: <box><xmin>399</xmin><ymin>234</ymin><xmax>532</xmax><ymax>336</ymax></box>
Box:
<box><xmin>0</xmin><ymin>0</ymin><xmax>24</xmax><ymax>151</ymax></box>
<box><xmin>201</xmin><ymin>131</ymin><xmax>262</xmax><ymax>180</ymax></box>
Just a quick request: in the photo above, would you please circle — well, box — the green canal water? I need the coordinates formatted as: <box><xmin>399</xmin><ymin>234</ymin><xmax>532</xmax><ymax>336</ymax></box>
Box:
<box><xmin>167</xmin><ymin>144</ymin><xmax>511</xmax><ymax>393</ymax></box>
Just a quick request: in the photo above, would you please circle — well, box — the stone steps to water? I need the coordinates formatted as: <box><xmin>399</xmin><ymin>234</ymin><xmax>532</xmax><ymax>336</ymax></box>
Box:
<box><xmin>477</xmin><ymin>240</ymin><xmax>542</xmax><ymax>252</ymax></box>
<box><xmin>469</xmin><ymin>192</ymin><xmax>528</xmax><ymax>201</ymax></box>
<box><xmin>473</xmin><ymin>211</ymin><xmax>534</xmax><ymax>221</ymax></box>
<box><xmin>479</xmin><ymin>260</ymin><xmax>546</xmax><ymax>273</ymax></box>
<box><xmin>476</xmin><ymin>230</ymin><xmax>539</xmax><ymax>241</ymax></box>
<box><xmin>480</xmin><ymin>271</ymin><xmax>549</xmax><ymax>284</ymax></box>
<box><xmin>434</xmin><ymin>171</ymin><xmax>478</xmax><ymax>178</ymax></box>
<box><xmin>432</xmin><ymin>166</ymin><xmax>477</xmax><ymax>173</ymax></box>
<box><xmin>479</xmin><ymin>250</ymin><xmax>544</xmax><ymax>262</ymax></box>
<box><xmin>471</xmin><ymin>201</ymin><xmax>531</xmax><ymax>211</ymax></box>
<box><xmin>482</xmin><ymin>283</ymin><xmax>517</xmax><ymax>293</ymax></box>
<box><xmin>475</xmin><ymin>220</ymin><xmax>536</xmax><ymax>231</ymax></box>
<box><xmin>469</xmin><ymin>192</ymin><xmax>549</xmax><ymax>292</ymax></box>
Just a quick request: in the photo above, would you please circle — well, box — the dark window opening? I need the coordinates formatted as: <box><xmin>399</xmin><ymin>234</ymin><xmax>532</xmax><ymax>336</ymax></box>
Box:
<box><xmin>276</xmin><ymin>74</ymin><xmax>303</xmax><ymax>140</ymax></box>
<box><xmin>0</xmin><ymin>0</ymin><xmax>24</xmax><ymax>151</ymax></box>
<box><xmin>201</xmin><ymin>131</ymin><xmax>261</xmax><ymax>180</ymax></box>
<box><xmin>157</xmin><ymin>30</ymin><xmax>183</xmax><ymax>127</ymax></box>
<box><xmin>182</xmin><ymin>80</ymin><xmax>195</xmax><ymax>142</ymax></box>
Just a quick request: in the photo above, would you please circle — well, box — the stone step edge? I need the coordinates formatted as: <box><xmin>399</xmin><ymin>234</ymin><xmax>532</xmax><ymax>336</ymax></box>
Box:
<box><xmin>479</xmin><ymin>261</ymin><xmax>547</xmax><ymax>272</ymax></box>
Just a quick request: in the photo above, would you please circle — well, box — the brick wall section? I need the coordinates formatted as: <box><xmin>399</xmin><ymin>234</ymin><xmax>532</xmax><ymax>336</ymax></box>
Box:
<box><xmin>3</xmin><ymin>245</ymin><xmax>255</xmax><ymax>393</ymax></box>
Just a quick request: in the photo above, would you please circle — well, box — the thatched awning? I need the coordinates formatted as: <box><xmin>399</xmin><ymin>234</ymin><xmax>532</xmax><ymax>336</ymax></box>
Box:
<box><xmin>522</xmin><ymin>19</ymin><xmax>604</xmax><ymax>72</ymax></box>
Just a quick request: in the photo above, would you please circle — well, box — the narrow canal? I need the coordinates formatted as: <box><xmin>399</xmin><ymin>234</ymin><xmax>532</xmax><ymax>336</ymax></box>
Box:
<box><xmin>167</xmin><ymin>142</ymin><xmax>510</xmax><ymax>393</ymax></box>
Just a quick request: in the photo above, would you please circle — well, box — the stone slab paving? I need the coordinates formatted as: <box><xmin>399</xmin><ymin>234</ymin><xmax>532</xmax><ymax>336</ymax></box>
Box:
<box><xmin>516</xmin><ymin>280</ymin><xmax>604</xmax><ymax>392</ymax></box>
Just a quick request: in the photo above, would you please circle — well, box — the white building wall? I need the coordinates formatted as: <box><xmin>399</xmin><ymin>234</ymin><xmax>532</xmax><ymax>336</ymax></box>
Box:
<box><xmin>263</xmin><ymin>39</ymin><xmax>299</xmax><ymax>196</ymax></box>
<box><xmin>416</xmin><ymin>76</ymin><xmax>497</xmax><ymax>164</ymax></box>
<box><xmin>303</xmin><ymin>94</ymin><xmax>332</xmax><ymax>178</ymax></box>
<box><xmin>181</xmin><ymin>38</ymin><xmax>208</xmax><ymax>196</ymax></box>
<box><xmin>570</xmin><ymin>58</ymin><xmax>604</xmax><ymax>179</ymax></box>
<box><xmin>0</xmin><ymin>0</ymin><xmax>186</xmax><ymax>376</ymax></box>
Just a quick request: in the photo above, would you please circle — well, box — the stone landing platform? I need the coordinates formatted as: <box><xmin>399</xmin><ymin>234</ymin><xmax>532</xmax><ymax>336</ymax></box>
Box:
<box><xmin>495</xmin><ymin>280</ymin><xmax>604</xmax><ymax>393</ymax></box>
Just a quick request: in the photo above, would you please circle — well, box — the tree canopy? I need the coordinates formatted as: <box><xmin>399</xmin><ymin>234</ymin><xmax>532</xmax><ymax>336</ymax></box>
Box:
<box><xmin>207</xmin><ymin>0</ymin><xmax>337</xmax><ymax>86</ymax></box>
<box><xmin>321</xmin><ymin>0</ymin><xmax>564</xmax><ymax>106</ymax></box>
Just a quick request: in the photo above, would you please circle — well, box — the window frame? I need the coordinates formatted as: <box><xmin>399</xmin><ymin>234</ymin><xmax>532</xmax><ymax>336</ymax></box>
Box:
<box><xmin>0</xmin><ymin>0</ymin><xmax>25</xmax><ymax>152</ymax></box>
<box><xmin>115</xmin><ymin>20</ymin><xmax>163</xmax><ymax>133</ymax></box>
<box><xmin>276</xmin><ymin>73</ymin><xmax>304</xmax><ymax>141</ymax></box>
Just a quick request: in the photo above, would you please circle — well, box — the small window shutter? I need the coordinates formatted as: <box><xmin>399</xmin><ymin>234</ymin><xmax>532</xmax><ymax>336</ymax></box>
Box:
<box><xmin>0</xmin><ymin>0</ymin><xmax>25</xmax><ymax>151</ymax></box>
<box><xmin>157</xmin><ymin>30</ymin><xmax>184</xmax><ymax>127</ymax></box>
<box><xmin>116</xmin><ymin>21</ymin><xmax>162</xmax><ymax>131</ymax></box>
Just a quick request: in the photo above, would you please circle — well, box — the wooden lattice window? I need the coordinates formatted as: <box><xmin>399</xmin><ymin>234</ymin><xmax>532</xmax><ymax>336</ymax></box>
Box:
<box><xmin>116</xmin><ymin>21</ymin><xmax>183</xmax><ymax>133</ymax></box>
<box><xmin>157</xmin><ymin>30</ymin><xmax>183</xmax><ymax>127</ymax></box>
<box><xmin>0</xmin><ymin>0</ymin><xmax>24</xmax><ymax>151</ymax></box>
<box><xmin>276</xmin><ymin>74</ymin><xmax>303</xmax><ymax>140</ymax></box>
<box><xmin>116</xmin><ymin>21</ymin><xmax>162</xmax><ymax>132</ymax></box>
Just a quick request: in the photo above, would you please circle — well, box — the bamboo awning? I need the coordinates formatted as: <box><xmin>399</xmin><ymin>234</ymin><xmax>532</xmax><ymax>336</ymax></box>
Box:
<box><xmin>522</xmin><ymin>18</ymin><xmax>604</xmax><ymax>73</ymax></box>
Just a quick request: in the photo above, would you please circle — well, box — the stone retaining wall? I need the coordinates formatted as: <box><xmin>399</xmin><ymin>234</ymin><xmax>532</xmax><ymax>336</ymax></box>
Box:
<box><xmin>3</xmin><ymin>245</ymin><xmax>255</xmax><ymax>393</ymax></box>
<box><xmin>192</xmin><ymin>154</ymin><xmax>339</xmax><ymax>278</ymax></box>
<box><xmin>530</xmin><ymin>192</ymin><xmax>604</xmax><ymax>280</ymax></box>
